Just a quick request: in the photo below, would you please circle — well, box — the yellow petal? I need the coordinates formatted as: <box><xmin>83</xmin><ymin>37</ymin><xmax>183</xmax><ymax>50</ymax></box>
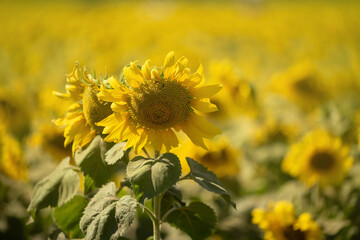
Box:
<box><xmin>191</xmin><ymin>84</ymin><xmax>223</xmax><ymax>98</ymax></box>
<box><xmin>151</xmin><ymin>69</ymin><xmax>162</xmax><ymax>81</ymax></box>
<box><xmin>123</xmin><ymin>62</ymin><xmax>145</xmax><ymax>88</ymax></box>
<box><xmin>192</xmin><ymin>99</ymin><xmax>218</xmax><ymax>113</ymax></box>
<box><xmin>189</xmin><ymin>112</ymin><xmax>222</xmax><ymax>138</ymax></box>
<box><xmin>141</xmin><ymin>59</ymin><xmax>152</xmax><ymax>80</ymax></box>
<box><xmin>164</xmin><ymin>51</ymin><xmax>175</xmax><ymax>78</ymax></box>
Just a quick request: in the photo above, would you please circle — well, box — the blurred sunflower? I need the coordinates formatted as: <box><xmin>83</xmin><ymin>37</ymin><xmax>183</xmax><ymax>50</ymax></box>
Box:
<box><xmin>175</xmin><ymin>137</ymin><xmax>240</xmax><ymax>178</ymax></box>
<box><xmin>270</xmin><ymin>62</ymin><xmax>326</xmax><ymax>111</ymax></box>
<box><xmin>208</xmin><ymin>60</ymin><xmax>258</xmax><ymax>119</ymax></box>
<box><xmin>282</xmin><ymin>129</ymin><xmax>353</xmax><ymax>186</ymax></box>
<box><xmin>0</xmin><ymin>121</ymin><xmax>27</xmax><ymax>181</ymax></box>
<box><xmin>252</xmin><ymin>201</ymin><xmax>323</xmax><ymax>240</ymax></box>
<box><xmin>53</xmin><ymin>63</ymin><xmax>113</xmax><ymax>154</ymax></box>
<box><xmin>97</xmin><ymin>51</ymin><xmax>222</xmax><ymax>153</ymax></box>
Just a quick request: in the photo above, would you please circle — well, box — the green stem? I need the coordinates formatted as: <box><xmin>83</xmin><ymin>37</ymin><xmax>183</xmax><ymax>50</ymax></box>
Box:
<box><xmin>153</xmin><ymin>195</ymin><xmax>162</xmax><ymax>240</ymax></box>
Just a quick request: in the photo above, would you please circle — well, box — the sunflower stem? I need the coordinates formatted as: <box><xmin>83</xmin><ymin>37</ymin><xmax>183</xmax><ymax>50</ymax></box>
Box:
<box><xmin>153</xmin><ymin>194</ymin><xmax>162</xmax><ymax>240</ymax></box>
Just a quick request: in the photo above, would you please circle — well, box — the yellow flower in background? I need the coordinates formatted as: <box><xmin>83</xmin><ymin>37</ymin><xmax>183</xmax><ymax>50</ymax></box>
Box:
<box><xmin>208</xmin><ymin>60</ymin><xmax>258</xmax><ymax>119</ymax></box>
<box><xmin>53</xmin><ymin>63</ymin><xmax>113</xmax><ymax>154</ymax></box>
<box><xmin>175</xmin><ymin>137</ymin><xmax>240</xmax><ymax>178</ymax></box>
<box><xmin>270</xmin><ymin>62</ymin><xmax>326</xmax><ymax>111</ymax></box>
<box><xmin>28</xmin><ymin>122</ymin><xmax>71</xmax><ymax>161</ymax></box>
<box><xmin>97</xmin><ymin>51</ymin><xmax>222</xmax><ymax>153</ymax></box>
<box><xmin>253</xmin><ymin>117</ymin><xmax>299</xmax><ymax>145</ymax></box>
<box><xmin>252</xmin><ymin>201</ymin><xmax>323</xmax><ymax>240</ymax></box>
<box><xmin>0</xmin><ymin>122</ymin><xmax>27</xmax><ymax>181</ymax></box>
<box><xmin>282</xmin><ymin>129</ymin><xmax>353</xmax><ymax>187</ymax></box>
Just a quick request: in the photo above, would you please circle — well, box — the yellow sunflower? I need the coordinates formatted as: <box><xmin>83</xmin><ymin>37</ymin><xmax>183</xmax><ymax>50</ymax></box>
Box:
<box><xmin>97</xmin><ymin>51</ymin><xmax>222</xmax><ymax>153</ymax></box>
<box><xmin>53</xmin><ymin>63</ymin><xmax>113</xmax><ymax>154</ymax></box>
<box><xmin>0</xmin><ymin>121</ymin><xmax>27</xmax><ymax>181</ymax></box>
<box><xmin>252</xmin><ymin>201</ymin><xmax>323</xmax><ymax>240</ymax></box>
<box><xmin>174</xmin><ymin>137</ymin><xmax>240</xmax><ymax>178</ymax></box>
<box><xmin>282</xmin><ymin>129</ymin><xmax>353</xmax><ymax>186</ymax></box>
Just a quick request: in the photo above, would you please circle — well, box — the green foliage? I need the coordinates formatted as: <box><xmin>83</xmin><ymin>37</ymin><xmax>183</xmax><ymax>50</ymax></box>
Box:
<box><xmin>165</xmin><ymin>201</ymin><xmax>217</xmax><ymax>240</ymax></box>
<box><xmin>105</xmin><ymin>142</ymin><xmax>129</xmax><ymax>165</ymax></box>
<box><xmin>80</xmin><ymin>182</ymin><xmax>137</xmax><ymax>240</ymax></box>
<box><xmin>186</xmin><ymin>157</ymin><xmax>236</xmax><ymax>208</ymax></box>
<box><xmin>28</xmin><ymin>158</ymin><xmax>80</xmax><ymax>211</ymax></box>
<box><xmin>75</xmin><ymin>136</ymin><xmax>109</xmax><ymax>187</ymax></box>
<box><xmin>53</xmin><ymin>195</ymin><xmax>89</xmax><ymax>238</ymax></box>
<box><xmin>127</xmin><ymin>153</ymin><xmax>181</xmax><ymax>202</ymax></box>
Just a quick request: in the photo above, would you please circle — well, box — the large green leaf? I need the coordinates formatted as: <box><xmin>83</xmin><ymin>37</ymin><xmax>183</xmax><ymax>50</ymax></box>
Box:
<box><xmin>53</xmin><ymin>195</ymin><xmax>89</xmax><ymax>238</ymax></box>
<box><xmin>126</xmin><ymin>153</ymin><xmax>181</xmax><ymax>202</ymax></box>
<box><xmin>105</xmin><ymin>142</ymin><xmax>129</xmax><ymax>165</ymax></box>
<box><xmin>75</xmin><ymin>136</ymin><xmax>109</xmax><ymax>187</ymax></box>
<box><xmin>80</xmin><ymin>183</ymin><xmax>137</xmax><ymax>240</ymax></box>
<box><xmin>165</xmin><ymin>202</ymin><xmax>216</xmax><ymax>240</ymax></box>
<box><xmin>186</xmin><ymin>157</ymin><xmax>236</xmax><ymax>209</ymax></box>
<box><xmin>28</xmin><ymin>158</ymin><xmax>80</xmax><ymax>211</ymax></box>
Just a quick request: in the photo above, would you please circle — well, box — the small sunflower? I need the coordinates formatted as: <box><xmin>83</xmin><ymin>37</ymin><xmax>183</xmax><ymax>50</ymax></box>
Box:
<box><xmin>282</xmin><ymin>129</ymin><xmax>353</xmax><ymax>186</ymax></box>
<box><xmin>97</xmin><ymin>51</ymin><xmax>222</xmax><ymax>153</ymax></box>
<box><xmin>175</xmin><ymin>137</ymin><xmax>240</xmax><ymax>178</ymax></box>
<box><xmin>53</xmin><ymin>63</ymin><xmax>113</xmax><ymax>154</ymax></box>
<box><xmin>252</xmin><ymin>201</ymin><xmax>323</xmax><ymax>240</ymax></box>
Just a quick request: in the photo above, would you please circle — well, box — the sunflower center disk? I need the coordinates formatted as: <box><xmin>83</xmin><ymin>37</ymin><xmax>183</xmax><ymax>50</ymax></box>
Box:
<box><xmin>310</xmin><ymin>151</ymin><xmax>335</xmax><ymax>171</ymax></box>
<box><xmin>83</xmin><ymin>86</ymin><xmax>113</xmax><ymax>127</ymax></box>
<box><xmin>129</xmin><ymin>80</ymin><xmax>191</xmax><ymax>129</ymax></box>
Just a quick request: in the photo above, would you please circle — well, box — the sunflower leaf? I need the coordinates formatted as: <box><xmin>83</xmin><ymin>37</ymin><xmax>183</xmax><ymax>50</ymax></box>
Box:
<box><xmin>75</xmin><ymin>136</ymin><xmax>109</xmax><ymax>187</ymax></box>
<box><xmin>105</xmin><ymin>142</ymin><xmax>129</xmax><ymax>165</ymax></box>
<box><xmin>186</xmin><ymin>157</ymin><xmax>236</xmax><ymax>209</ymax></box>
<box><xmin>53</xmin><ymin>195</ymin><xmax>89</xmax><ymax>238</ymax></box>
<box><xmin>126</xmin><ymin>153</ymin><xmax>182</xmax><ymax>203</ymax></box>
<box><xmin>80</xmin><ymin>183</ymin><xmax>137</xmax><ymax>240</ymax></box>
<box><xmin>28</xmin><ymin>158</ymin><xmax>80</xmax><ymax>211</ymax></box>
<box><xmin>164</xmin><ymin>201</ymin><xmax>216</xmax><ymax>240</ymax></box>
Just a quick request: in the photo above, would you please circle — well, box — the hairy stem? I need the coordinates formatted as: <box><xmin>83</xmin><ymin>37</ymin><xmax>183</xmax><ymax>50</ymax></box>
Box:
<box><xmin>153</xmin><ymin>195</ymin><xmax>162</xmax><ymax>240</ymax></box>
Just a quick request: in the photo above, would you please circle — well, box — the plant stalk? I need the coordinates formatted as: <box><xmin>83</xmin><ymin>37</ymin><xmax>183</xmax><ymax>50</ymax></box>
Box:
<box><xmin>153</xmin><ymin>195</ymin><xmax>162</xmax><ymax>240</ymax></box>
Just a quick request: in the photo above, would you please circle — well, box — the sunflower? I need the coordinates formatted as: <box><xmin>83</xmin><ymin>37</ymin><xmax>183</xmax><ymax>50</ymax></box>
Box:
<box><xmin>53</xmin><ymin>63</ymin><xmax>113</xmax><ymax>154</ymax></box>
<box><xmin>0</xmin><ymin>122</ymin><xmax>27</xmax><ymax>181</ymax></box>
<box><xmin>174</xmin><ymin>137</ymin><xmax>240</xmax><ymax>177</ymax></box>
<box><xmin>252</xmin><ymin>201</ymin><xmax>323</xmax><ymax>240</ymax></box>
<box><xmin>97</xmin><ymin>51</ymin><xmax>222</xmax><ymax>153</ymax></box>
<box><xmin>270</xmin><ymin>62</ymin><xmax>326</xmax><ymax>111</ymax></box>
<box><xmin>282</xmin><ymin>129</ymin><xmax>353</xmax><ymax>186</ymax></box>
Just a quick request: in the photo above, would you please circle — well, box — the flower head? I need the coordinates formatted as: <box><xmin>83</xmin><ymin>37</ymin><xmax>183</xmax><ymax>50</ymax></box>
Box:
<box><xmin>97</xmin><ymin>52</ymin><xmax>222</xmax><ymax>153</ymax></box>
<box><xmin>53</xmin><ymin>63</ymin><xmax>112</xmax><ymax>154</ymax></box>
<box><xmin>252</xmin><ymin>201</ymin><xmax>323</xmax><ymax>240</ymax></box>
<box><xmin>282</xmin><ymin>129</ymin><xmax>353</xmax><ymax>186</ymax></box>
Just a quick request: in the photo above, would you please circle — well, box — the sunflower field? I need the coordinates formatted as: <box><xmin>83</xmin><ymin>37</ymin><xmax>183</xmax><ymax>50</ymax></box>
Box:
<box><xmin>1</xmin><ymin>0</ymin><xmax>360</xmax><ymax>239</ymax></box>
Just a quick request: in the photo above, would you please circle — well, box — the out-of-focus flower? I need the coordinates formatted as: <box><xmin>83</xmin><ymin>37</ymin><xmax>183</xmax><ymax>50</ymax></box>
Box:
<box><xmin>0</xmin><ymin>122</ymin><xmax>27</xmax><ymax>181</ymax></box>
<box><xmin>176</xmin><ymin>137</ymin><xmax>240</xmax><ymax>177</ymax></box>
<box><xmin>53</xmin><ymin>63</ymin><xmax>113</xmax><ymax>154</ymax></box>
<box><xmin>282</xmin><ymin>129</ymin><xmax>353</xmax><ymax>187</ymax></box>
<box><xmin>252</xmin><ymin>201</ymin><xmax>323</xmax><ymax>240</ymax></box>
<box><xmin>208</xmin><ymin>60</ymin><xmax>258</xmax><ymax>119</ymax></box>
<box><xmin>97</xmin><ymin>52</ymin><xmax>222</xmax><ymax>153</ymax></box>
<box><xmin>252</xmin><ymin>117</ymin><xmax>299</xmax><ymax>145</ymax></box>
<box><xmin>270</xmin><ymin>62</ymin><xmax>327</xmax><ymax>111</ymax></box>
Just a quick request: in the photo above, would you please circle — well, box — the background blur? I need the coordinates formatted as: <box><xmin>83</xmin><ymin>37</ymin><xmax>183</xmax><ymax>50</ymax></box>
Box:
<box><xmin>1</xmin><ymin>0</ymin><xmax>360</xmax><ymax>239</ymax></box>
